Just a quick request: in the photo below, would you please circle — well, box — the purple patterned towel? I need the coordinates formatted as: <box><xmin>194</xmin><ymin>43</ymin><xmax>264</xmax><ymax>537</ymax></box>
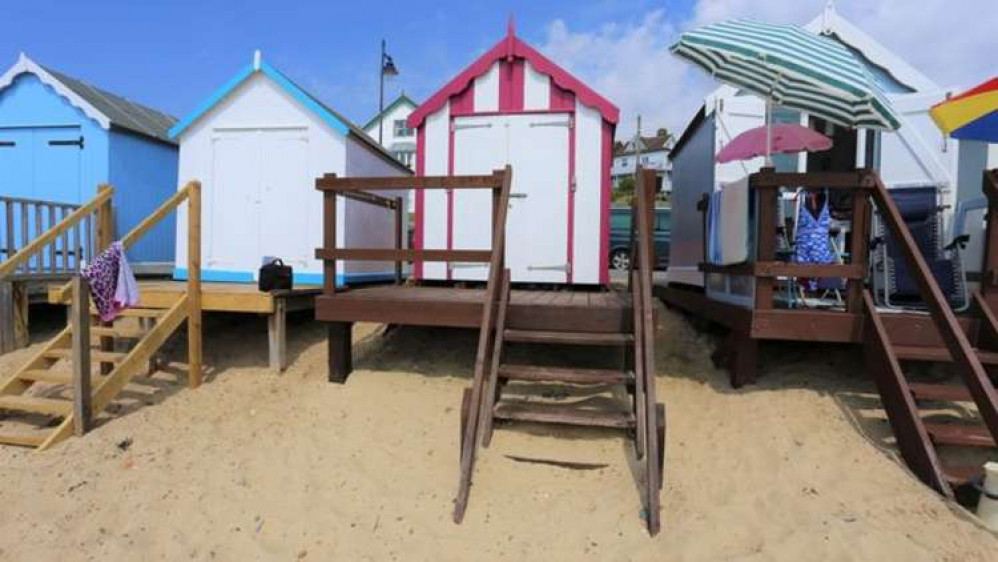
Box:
<box><xmin>82</xmin><ymin>242</ymin><xmax>140</xmax><ymax>322</ymax></box>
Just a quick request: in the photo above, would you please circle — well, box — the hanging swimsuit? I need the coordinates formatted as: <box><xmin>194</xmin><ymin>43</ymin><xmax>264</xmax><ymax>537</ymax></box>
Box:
<box><xmin>794</xmin><ymin>192</ymin><xmax>835</xmax><ymax>291</ymax></box>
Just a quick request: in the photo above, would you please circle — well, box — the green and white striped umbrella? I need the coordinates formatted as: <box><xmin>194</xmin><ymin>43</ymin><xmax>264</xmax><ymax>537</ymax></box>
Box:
<box><xmin>671</xmin><ymin>19</ymin><xmax>901</xmax><ymax>131</ymax></box>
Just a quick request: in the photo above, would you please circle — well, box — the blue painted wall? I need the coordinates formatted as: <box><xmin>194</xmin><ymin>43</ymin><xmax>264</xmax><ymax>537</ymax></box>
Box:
<box><xmin>108</xmin><ymin>129</ymin><xmax>177</xmax><ymax>264</ymax></box>
<box><xmin>0</xmin><ymin>72</ymin><xmax>177</xmax><ymax>265</ymax></box>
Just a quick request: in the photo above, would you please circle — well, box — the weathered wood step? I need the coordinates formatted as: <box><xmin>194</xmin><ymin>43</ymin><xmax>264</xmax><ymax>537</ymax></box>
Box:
<box><xmin>893</xmin><ymin>345</ymin><xmax>998</xmax><ymax>364</ymax></box>
<box><xmin>942</xmin><ymin>464</ymin><xmax>981</xmax><ymax>486</ymax></box>
<box><xmin>0</xmin><ymin>431</ymin><xmax>48</xmax><ymax>448</ymax></box>
<box><xmin>0</xmin><ymin>395</ymin><xmax>72</xmax><ymax>416</ymax></box>
<box><xmin>908</xmin><ymin>383</ymin><xmax>973</xmax><ymax>403</ymax></box>
<box><xmin>924</xmin><ymin>422</ymin><xmax>996</xmax><ymax>448</ymax></box>
<box><xmin>503</xmin><ymin>329</ymin><xmax>634</xmax><ymax>346</ymax></box>
<box><xmin>493</xmin><ymin>401</ymin><xmax>636</xmax><ymax>429</ymax></box>
<box><xmin>43</xmin><ymin>349</ymin><xmax>127</xmax><ymax>363</ymax></box>
<box><xmin>91</xmin><ymin>326</ymin><xmax>148</xmax><ymax>339</ymax></box>
<box><xmin>17</xmin><ymin>370</ymin><xmax>106</xmax><ymax>385</ymax></box>
<box><xmin>90</xmin><ymin>307</ymin><xmax>164</xmax><ymax>318</ymax></box>
<box><xmin>498</xmin><ymin>364</ymin><xmax>633</xmax><ymax>385</ymax></box>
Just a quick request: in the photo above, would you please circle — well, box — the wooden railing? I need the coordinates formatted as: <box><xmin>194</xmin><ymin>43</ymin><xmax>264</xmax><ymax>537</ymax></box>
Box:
<box><xmin>980</xmin><ymin>169</ymin><xmax>998</xmax><ymax>302</ymax></box>
<box><xmin>314</xmin><ymin>169</ymin><xmax>511</xmax><ymax>293</ymax></box>
<box><xmin>0</xmin><ymin>187</ymin><xmax>112</xmax><ymax>280</ymax></box>
<box><xmin>698</xmin><ymin>169</ymin><xmax>873</xmax><ymax>314</ymax></box>
<box><xmin>629</xmin><ymin>167</ymin><xmax>662</xmax><ymax>535</ymax></box>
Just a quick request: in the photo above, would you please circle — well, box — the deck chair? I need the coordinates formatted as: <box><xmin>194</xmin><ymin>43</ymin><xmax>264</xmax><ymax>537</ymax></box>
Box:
<box><xmin>870</xmin><ymin>185</ymin><xmax>969</xmax><ymax>311</ymax></box>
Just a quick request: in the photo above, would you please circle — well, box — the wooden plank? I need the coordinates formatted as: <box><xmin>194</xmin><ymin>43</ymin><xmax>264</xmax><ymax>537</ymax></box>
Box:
<box><xmin>846</xmin><ymin>188</ymin><xmax>871</xmax><ymax>313</ymax></box>
<box><xmin>45</xmin><ymin>348</ymin><xmax>126</xmax><ymax>363</ymax></box>
<box><xmin>327</xmin><ymin>322</ymin><xmax>352</xmax><ymax>383</ymax></box>
<box><xmin>71</xmin><ymin>277</ymin><xmax>92</xmax><ymax>435</ymax></box>
<box><xmin>924</xmin><ymin>422</ymin><xmax>996</xmax><ymax>448</ymax></box>
<box><xmin>316</xmin><ymin>248</ymin><xmax>491</xmax><ymax>263</ymax></box>
<box><xmin>893</xmin><ymin>345</ymin><xmax>998</xmax><ymax>364</ymax></box>
<box><xmin>394</xmin><ymin>196</ymin><xmax>404</xmax><ymax>284</ymax></box>
<box><xmin>503</xmin><ymin>329</ymin><xmax>633</xmax><ymax>345</ymax></box>
<box><xmin>862</xmin><ymin>290</ymin><xmax>951</xmax><ymax>497</ymax></box>
<box><xmin>699</xmin><ymin>261</ymin><xmax>866</xmax><ymax>279</ymax></box>
<box><xmin>0</xmin><ymin>281</ymin><xmax>13</xmax><ymax>354</ymax></box>
<box><xmin>0</xmin><ymin>395</ymin><xmax>72</xmax><ymax>416</ymax></box>
<box><xmin>323</xmin><ymin>187</ymin><xmax>337</xmax><ymax>294</ymax></box>
<box><xmin>316</xmin><ymin>174</ymin><xmax>501</xmax><ymax>191</ymax></box>
<box><xmin>498</xmin><ymin>364</ymin><xmax>632</xmax><ymax>385</ymax></box>
<box><xmin>492</xmin><ymin>401</ymin><xmax>636</xmax><ymax>428</ymax></box>
<box><xmin>753</xmin><ymin>180</ymin><xmax>777</xmax><ymax>310</ymax></box>
<box><xmin>0</xmin><ymin>327</ymin><xmax>70</xmax><ymax>398</ymax></box>
<box><xmin>480</xmin><ymin>270</ymin><xmax>511</xmax><ymax>447</ymax></box>
<box><xmin>751</xmin><ymin>310</ymin><xmax>863</xmax><ymax>343</ymax></box>
<box><xmin>909</xmin><ymin>383</ymin><xmax>973</xmax><ymax>403</ymax></box>
<box><xmin>268</xmin><ymin>297</ymin><xmax>287</xmax><ymax>372</ymax></box>
<box><xmin>752</xmin><ymin>170</ymin><xmax>868</xmax><ymax>189</ymax></box>
<box><xmin>187</xmin><ymin>181</ymin><xmax>202</xmax><ymax>388</ymax></box>
<box><xmin>0</xmin><ymin>431</ymin><xmax>46</xmax><ymax>447</ymax></box>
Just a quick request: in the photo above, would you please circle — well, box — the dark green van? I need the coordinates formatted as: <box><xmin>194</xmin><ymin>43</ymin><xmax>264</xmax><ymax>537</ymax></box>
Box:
<box><xmin>608</xmin><ymin>207</ymin><xmax>671</xmax><ymax>270</ymax></box>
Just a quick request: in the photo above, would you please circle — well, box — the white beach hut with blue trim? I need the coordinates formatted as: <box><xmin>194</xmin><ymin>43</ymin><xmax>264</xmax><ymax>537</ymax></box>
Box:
<box><xmin>170</xmin><ymin>51</ymin><xmax>410</xmax><ymax>286</ymax></box>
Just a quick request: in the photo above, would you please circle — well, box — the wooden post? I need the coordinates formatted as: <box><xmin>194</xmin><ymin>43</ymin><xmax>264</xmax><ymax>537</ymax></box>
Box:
<box><xmin>268</xmin><ymin>297</ymin><xmax>287</xmax><ymax>372</ymax></box>
<box><xmin>71</xmin><ymin>276</ymin><xmax>92</xmax><ymax>435</ymax></box>
<box><xmin>753</xmin><ymin>171</ymin><xmax>777</xmax><ymax>310</ymax></box>
<box><xmin>0</xmin><ymin>281</ymin><xmax>13</xmax><ymax>354</ymax></box>
<box><xmin>96</xmin><ymin>184</ymin><xmax>115</xmax><ymax>375</ymax></box>
<box><xmin>323</xmin><ymin>175</ymin><xmax>338</xmax><ymax>295</ymax></box>
<box><xmin>394</xmin><ymin>196</ymin><xmax>403</xmax><ymax>284</ymax></box>
<box><xmin>328</xmin><ymin>322</ymin><xmax>352</xmax><ymax>383</ymax></box>
<box><xmin>846</xmin><ymin>176</ymin><xmax>872</xmax><ymax>313</ymax></box>
<box><xmin>187</xmin><ymin>182</ymin><xmax>203</xmax><ymax>388</ymax></box>
<box><xmin>981</xmin><ymin>170</ymin><xmax>998</xmax><ymax>302</ymax></box>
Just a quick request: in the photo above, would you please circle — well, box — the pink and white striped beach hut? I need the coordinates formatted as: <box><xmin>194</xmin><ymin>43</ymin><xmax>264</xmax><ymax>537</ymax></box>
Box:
<box><xmin>408</xmin><ymin>21</ymin><xmax>619</xmax><ymax>285</ymax></box>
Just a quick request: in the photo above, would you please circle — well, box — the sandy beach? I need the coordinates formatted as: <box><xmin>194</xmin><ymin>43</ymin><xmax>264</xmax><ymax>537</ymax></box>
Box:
<box><xmin>0</xmin><ymin>307</ymin><xmax>996</xmax><ymax>561</ymax></box>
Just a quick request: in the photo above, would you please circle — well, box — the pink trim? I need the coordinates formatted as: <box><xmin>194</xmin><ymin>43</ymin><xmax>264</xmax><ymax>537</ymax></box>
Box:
<box><xmin>451</xmin><ymin>108</ymin><xmax>570</xmax><ymax>119</ymax></box>
<box><xmin>408</xmin><ymin>32</ymin><xmax>618</xmax><ymax>129</ymax></box>
<box><xmin>599</xmin><ymin>121</ymin><xmax>614</xmax><ymax>285</ymax></box>
<box><xmin>566</xmin><ymin>115</ymin><xmax>576</xmax><ymax>284</ymax></box>
<box><xmin>414</xmin><ymin>126</ymin><xmax>426</xmax><ymax>279</ymax></box>
<box><xmin>499</xmin><ymin>59</ymin><xmax>525</xmax><ymax>112</ymax></box>
<box><xmin>549</xmin><ymin>83</ymin><xmax>575</xmax><ymax>112</ymax></box>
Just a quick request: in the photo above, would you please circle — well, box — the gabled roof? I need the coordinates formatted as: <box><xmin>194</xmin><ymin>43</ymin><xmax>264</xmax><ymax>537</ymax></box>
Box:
<box><xmin>0</xmin><ymin>53</ymin><xmax>177</xmax><ymax>144</ymax></box>
<box><xmin>803</xmin><ymin>2</ymin><xmax>938</xmax><ymax>93</ymax></box>
<box><xmin>169</xmin><ymin>52</ymin><xmax>410</xmax><ymax>174</ymax></box>
<box><xmin>408</xmin><ymin>23</ymin><xmax>619</xmax><ymax>128</ymax></box>
<box><xmin>362</xmin><ymin>93</ymin><xmax>418</xmax><ymax>131</ymax></box>
<box><xmin>616</xmin><ymin>134</ymin><xmax>672</xmax><ymax>156</ymax></box>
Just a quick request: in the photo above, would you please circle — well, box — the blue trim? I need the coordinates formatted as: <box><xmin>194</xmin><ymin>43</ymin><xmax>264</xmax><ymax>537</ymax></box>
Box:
<box><xmin>169</xmin><ymin>59</ymin><xmax>351</xmax><ymax>140</ymax></box>
<box><xmin>173</xmin><ymin>268</ymin><xmax>398</xmax><ymax>287</ymax></box>
<box><xmin>173</xmin><ymin>268</ymin><xmax>254</xmax><ymax>283</ymax></box>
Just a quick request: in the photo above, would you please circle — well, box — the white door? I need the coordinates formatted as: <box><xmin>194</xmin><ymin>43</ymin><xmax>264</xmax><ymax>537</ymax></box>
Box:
<box><xmin>209</xmin><ymin>132</ymin><xmax>260</xmax><ymax>273</ymax></box>
<box><xmin>505</xmin><ymin>113</ymin><xmax>570</xmax><ymax>283</ymax></box>
<box><xmin>451</xmin><ymin>113</ymin><xmax>571</xmax><ymax>283</ymax></box>
<box><xmin>258</xmin><ymin>128</ymin><xmax>310</xmax><ymax>270</ymax></box>
<box><xmin>452</xmin><ymin>115</ymin><xmax>507</xmax><ymax>281</ymax></box>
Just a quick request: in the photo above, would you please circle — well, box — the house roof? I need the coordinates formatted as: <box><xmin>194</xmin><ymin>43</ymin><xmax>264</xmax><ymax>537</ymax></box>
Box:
<box><xmin>362</xmin><ymin>93</ymin><xmax>418</xmax><ymax>132</ymax></box>
<box><xmin>0</xmin><ymin>53</ymin><xmax>177</xmax><ymax>144</ymax></box>
<box><xmin>802</xmin><ymin>2</ymin><xmax>938</xmax><ymax>93</ymax></box>
<box><xmin>408</xmin><ymin>22</ymin><xmax>619</xmax><ymax>128</ymax></box>
<box><xmin>169</xmin><ymin>52</ymin><xmax>410</xmax><ymax>174</ymax></box>
<box><xmin>615</xmin><ymin>134</ymin><xmax>672</xmax><ymax>157</ymax></box>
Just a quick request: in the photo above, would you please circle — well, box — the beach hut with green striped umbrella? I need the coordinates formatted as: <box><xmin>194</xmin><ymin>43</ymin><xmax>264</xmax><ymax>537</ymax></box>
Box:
<box><xmin>671</xmin><ymin>18</ymin><xmax>901</xmax><ymax>164</ymax></box>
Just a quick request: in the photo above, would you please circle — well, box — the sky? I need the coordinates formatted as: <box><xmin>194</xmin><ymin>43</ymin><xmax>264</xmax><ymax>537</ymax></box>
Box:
<box><xmin>2</xmin><ymin>0</ymin><xmax>994</xmax><ymax>140</ymax></box>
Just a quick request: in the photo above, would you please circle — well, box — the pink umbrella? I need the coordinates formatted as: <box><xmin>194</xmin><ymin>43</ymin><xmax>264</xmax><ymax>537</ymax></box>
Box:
<box><xmin>715</xmin><ymin>124</ymin><xmax>832</xmax><ymax>164</ymax></box>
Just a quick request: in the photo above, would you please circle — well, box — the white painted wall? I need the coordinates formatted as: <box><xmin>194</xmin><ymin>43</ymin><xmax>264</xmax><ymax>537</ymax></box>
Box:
<box><xmin>473</xmin><ymin>62</ymin><xmax>500</xmax><ymax>112</ymax></box>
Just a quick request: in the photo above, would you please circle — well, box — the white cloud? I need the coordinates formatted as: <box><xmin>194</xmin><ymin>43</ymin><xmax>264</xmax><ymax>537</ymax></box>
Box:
<box><xmin>539</xmin><ymin>0</ymin><xmax>996</xmax><ymax>140</ymax></box>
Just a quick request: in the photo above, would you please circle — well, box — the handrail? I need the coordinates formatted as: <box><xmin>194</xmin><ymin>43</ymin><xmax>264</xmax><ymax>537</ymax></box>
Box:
<box><xmin>869</xmin><ymin>172</ymin><xmax>998</xmax><ymax>443</ymax></box>
<box><xmin>0</xmin><ymin>186</ymin><xmax>112</xmax><ymax>279</ymax></box>
<box><xmin>629</xmin><ymin>167</ymin><xmax>661</xmax><ymax>534</ymax></box>
<box><xmin>981</xmin><ymin>170</ymin><xmax>998</xmax><ymax>294</ymax></box>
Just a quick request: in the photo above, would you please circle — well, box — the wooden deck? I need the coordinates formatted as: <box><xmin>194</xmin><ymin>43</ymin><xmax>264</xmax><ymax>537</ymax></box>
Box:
<box><xmin>315</xmin><ymin>285</ymin><xmax>632</xmax><ymax>333</ymax></box>
<box><xmin>49</xmin><ymin>280</ymin><xmax>319</xmax><ymax>313</ymax></box>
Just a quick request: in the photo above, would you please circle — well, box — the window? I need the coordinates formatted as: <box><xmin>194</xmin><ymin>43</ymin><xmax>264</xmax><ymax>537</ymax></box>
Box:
<box><xmin>393</xmin><ymin>119</ymin><xmax>413</xmax><ymax>138</ymax></box>
<box><xmin>393</xmin><ymin>150</ymin><xmax>415</xmax><ymax>168</ymax></box>
<box><xmin>641</xmin><ymin>156</ymin><xmax>649</xmax><ymax>164</ymax></box>
<box><xmin>620</xmin><ymin>157</ymin><xmax>629</xmax><ymax>166</ymax></box>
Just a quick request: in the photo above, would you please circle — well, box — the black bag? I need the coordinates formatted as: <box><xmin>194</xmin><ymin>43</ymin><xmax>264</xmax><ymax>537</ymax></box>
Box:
<box><xmin>259</xmin><ymin>259</ymin><xmax>293</xmax><ymax>292</ymax></box>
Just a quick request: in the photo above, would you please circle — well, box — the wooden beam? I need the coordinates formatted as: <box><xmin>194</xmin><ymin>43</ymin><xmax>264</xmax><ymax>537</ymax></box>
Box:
<box><xmin>187</xmin><ymin>181</ymin><xmax>202</xmax><ymax>388</ymax></box>
<box><xmin>394</xmin><ymin>197</ymin><xmax>404</xmax><ymax>284</ymax></box>
<box><xmin>70</xmin><ymin>277</ymin><xmax>92</xmax><ymax>436</ymax></box>
<box><xmin>0</xmin><ymin>281</ymin><xmax>14</xmax><ymax>354</ymax></box>
<box><xmin>315</xmin><ymin>248</ymin><xmax>492</xmax><ymax>263</ymax></box>
<box><xmin>323</xmin><ymin>189</ymin><xmax>337</xmax><ymax>294</ymax></box>
<box><xmin>316</xmin><ymin>174</ymin><xmax>501</xmax><ymax>192</ymax></box>
<box><xmin>751</xmin><ymin>170</ymin><xmax>870</xmax><ymax>189</ymax></box>
<box><xmin>327</xmin><ymin>322</ymin><xmax>352</xmax><ymax>383</ymax></box>
<box><xmin>698</xmin><ymin>261</ymin><xmax>866</xmax><ymax>279</ymax></box>
<box><xmin>268</xmin><ymin>297</ymin><xmax>287</xmax><ymax>372</ymax></box>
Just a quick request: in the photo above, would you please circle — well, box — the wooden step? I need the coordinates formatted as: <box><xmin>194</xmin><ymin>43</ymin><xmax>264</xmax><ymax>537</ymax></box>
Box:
<box><xmin>91</xmin><ymin>326</ymin><xmax>148</xmax><ymax>339</ymax></box>
<box><xmin>893</xmin><ymin>345</ymin><xmax>998</xmax><ymax>364</ymax></box>
<box><xmin>0</xmin><ymin>395</ymin><xmax>72</xmax><ymax>416</ymax></box>
<box><xmin>493</xmin><ymin>401</ymin><xmax>636</xmax><ymax>429</ymax></box>
<box><xmin>942</xmin><ymin>464</ymin><xmax>981</xmax><ymax>486</ymax></box>
<box><xmin>90</xmin><ymin>307</ymin><xmax>164</xmax><ymax>319</ymax></box>
<box><xmin>43</xmin><ymin>348</ymin><xmax>127</xmax><ymax>363</ymax></box>
<box><xmin>503</xmin><ymin>329</ymin><xmax>634</xmax><ymax>346</ymax></box>
<box><xmin>924</xmin><ymin>422</ymin><xmax>996</xmax><ymax>448</ymax></box>
<box><xmin>908</xmin><ymin>383</ymin><xmax>973</xmax><ymax>403</ymax></box>
<box><xmin>498</xmin><ymin>364</ymin><xmax>633</xmax><ymax>385</ymax></box>
<box><xmin>0</xmin><ymin>431</ymin><xmax>47</xmax><ymax>448</ymax></box>
<box><xmin>17</xmin><ymin>370</ymin><xmax>106</xmax><ymax>385</ymax></box>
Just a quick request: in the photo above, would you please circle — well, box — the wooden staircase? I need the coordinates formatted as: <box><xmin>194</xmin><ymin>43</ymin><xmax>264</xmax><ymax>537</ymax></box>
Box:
<box><xmin>863</xmin><ymin>173</ymin><xmax>998</xmax><ymax>496</ymax></box>
<box><xmin>454</xmin><ymin>168</ymin><xmax>666</xmax><ymax>535</ymax></box>
<box><xmin>0</xmin><ymin>181</ymin><xmax>203</xmax><ymax>450</ymax></box>
<box><xmin>0</xmin><ymin>298</ymin><xmax>188</xmax><ymax>449</ymax></box>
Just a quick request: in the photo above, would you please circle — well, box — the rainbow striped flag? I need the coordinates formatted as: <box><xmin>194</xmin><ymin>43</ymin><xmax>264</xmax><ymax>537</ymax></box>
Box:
<box><xmin>930</xmin><ymin>78</ymin><xmax>998</xmax><ymax>142</ymax></box>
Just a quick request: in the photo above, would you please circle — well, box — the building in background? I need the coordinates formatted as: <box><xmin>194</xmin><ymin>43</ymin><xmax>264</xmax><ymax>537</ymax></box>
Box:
<box><xmin>612</xmin><ymin>128</ymin><xmax>673</xmax><ymax>192</ymax></box>
<box><xmin>362</xmin><ymin>93</ymin><xmax>418</xmax><ymax>170</ymax></box>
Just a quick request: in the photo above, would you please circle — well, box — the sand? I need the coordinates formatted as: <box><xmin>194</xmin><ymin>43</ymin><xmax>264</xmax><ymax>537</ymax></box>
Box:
<box><xmin>1</xmin><ymin>307</ymin><xmax>997</xmax><ymax>561</ymax></box>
